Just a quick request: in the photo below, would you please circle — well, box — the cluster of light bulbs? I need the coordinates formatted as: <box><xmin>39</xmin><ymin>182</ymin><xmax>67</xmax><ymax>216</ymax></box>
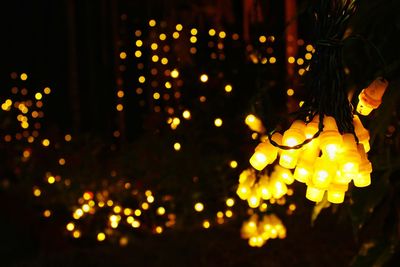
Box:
<box><xmin>241</xmin><ymin>213</ymin><xmax>286</xmax><ymax>247</ymax></box>
<box><xmin>249</xmin><ymin>114</ymin><xmax>372</xmax><ymax>204</ymax></box>
<box><xmin>236</xmin><ymin>166</ymin><xmax>293</xmax><ymax>208</ymax></box>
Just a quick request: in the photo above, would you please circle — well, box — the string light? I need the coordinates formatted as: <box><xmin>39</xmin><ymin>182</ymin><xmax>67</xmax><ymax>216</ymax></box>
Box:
<box><xmin>357</xmin><ymin>77</ymin><xmax>388</xmax><ymax>116</ymax></box>
<box><xmin>200</xmin><ymin>74</ymin><xmax>208</xmax><ymax>83</ymax></box>
<box><xmin>214</xmin><ymin>118</ymin><xmax>223</xmax><ymax>127</ymax></box>
<box><xmin>241</xmin><ymin>214</ymin><xmax>286</xmax><ymax>247</ymax></box>
<box><xmin>194</xmin><ymin>202</ymin><xmax>204</xmax><ymax>212</ymax></box>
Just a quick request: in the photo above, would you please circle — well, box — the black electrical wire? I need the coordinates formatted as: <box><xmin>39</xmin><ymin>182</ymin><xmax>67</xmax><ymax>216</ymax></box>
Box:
<box><xmin>267</xmin><ymin>0</ymin><xmax>358</xmax><ymax>150</ymax></box>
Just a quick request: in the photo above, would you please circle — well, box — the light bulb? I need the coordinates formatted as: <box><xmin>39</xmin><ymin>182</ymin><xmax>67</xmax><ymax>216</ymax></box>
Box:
<box><xmin>305</xmin><ymin>183</ymin><xmax>325</xmax><ymax>202</ymax></box>
<box><xmin>353</xmin><ymin>144</ymin><xmax>372</xmax><ymax>187</ymax></box>
<box><xmin>294</xmin><ymin>164</ymin><xmax>312</xmax><ymax>183</ymax></box>
<box><xmin>274</xmin><ymin>165</ymin><xmax>294</xmax><ymax>185</ymax></box>
<box><xmin>327</xmin><ymin>183</ymin><xmax>348</xmax><ymax>204</ymax></box>
<box><xmin>256</xmin><ymin>176</ymin><xmax>272</xmax><ymax>200</ymax></box>
<box><xmin>320</xmin><ymin>116</ymin><xmax>342</xmax><ymax>160</ymax></box>
<box><xmin>282</xmin><ymin>120</ymin><xmax>306</xmax><ymax>147</ymax></box>
<box><xmin>270</xmin><ymin>176</ymin><xmax>288</xmax><ymax>199</ymax></box>
<box><xmin>353</xmin><ymin>115</ymin><xmax>370</xmax><ymax>152</ymax></box>
<box><xmin>304</xmin><ymin>115</ymin><xmax>320</xmax><ymax>139</ymax></box>
<box><xmin>237</xmin><ymin>184</ymin><xmax>251</xmax><ymax>200</ymax></box>
<box><xmin>237</xmin><ymin>170</ymin><xmax>256</xmax><ymax>200</ymax></box>
<box><xmin>249</xmin><ymin>151</ymin><xmax>268</xmax><ymax>171</ymax></box>
<box><xmin>279</xmin><ymin>150</ymin><xmax>300</xmax><ymax>169</ymax></box>
<box><xmin>249</xmin><ymin>133</ymin><xmax>282</xmax><ymax>170</ymax></box>
<box><xmin>312</xmin><ymin>157</ymin><xmax>334</xmax><ymax>188</ymax></box>
<box><xmin>339</xmin><ymin>134</ymin><xmax>361</xmax><ymax>180</ymax></box>
<box><xmin>245</xmin><ymin>114</ymin><xmax>265</xmax><ymax>133</ymax></box>
<box><xmin>247</xmin><ymin>187</ymin><xmax>261</xmax><ymax>208</ymax></box>
<box><xmin>357</xmin><ymin>77</ymin><xmax>388</xmax><ymax>116</ymax></box>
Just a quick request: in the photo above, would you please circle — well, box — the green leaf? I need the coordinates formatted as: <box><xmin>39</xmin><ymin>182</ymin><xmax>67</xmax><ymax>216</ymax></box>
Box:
<box><xmin>311</xmin><ymin>194</ymin><xmax>331</xmax><ymax>226</ymax></box>
<box><xmin>350</xmin><ymin>237</ymin><xmax>397</xmax><ymax>267</ymax></box>
<box><xmin>348</xmin><ymin>170</ymin><xmax>390</xmax><ymax>233</ymax></box>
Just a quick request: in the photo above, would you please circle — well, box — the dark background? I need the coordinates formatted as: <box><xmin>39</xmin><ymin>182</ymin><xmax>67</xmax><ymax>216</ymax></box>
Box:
<box><xmin>1</xmin><ymin>0</ymin><xmax>400</xmax><ymax>266</ymax></box>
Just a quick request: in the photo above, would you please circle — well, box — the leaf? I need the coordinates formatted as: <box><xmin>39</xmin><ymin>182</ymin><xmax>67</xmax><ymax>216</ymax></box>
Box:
<box><xmin>350</xmin><ymin>237</ymin><xmax>398</xmax><ymax>267</ymax></box>
<box><xmin>311</xmin><ymin>194</ymin><xmax>331</xmax><ymax>226</ymax></box>
<box><xmin>348</xmin><ymin>170</ymin><xmax>390</xmax><ymax>233</ymax></box>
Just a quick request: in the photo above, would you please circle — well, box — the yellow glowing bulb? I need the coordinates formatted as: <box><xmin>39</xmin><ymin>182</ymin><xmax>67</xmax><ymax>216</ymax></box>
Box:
<box><xmin>306</xmin><ymin>186</ymin><xmax>325</xmax><ymax>202</ymax></box>
<box><xmin>190</xmin><ymin>36</ymin><xmax>197</xmax><ymax>43</ymax></box>
<box><xmin>33</xmin><ymin>188</ymin><xmax>41</xmax><ymax>197</ymax></box>
<box><xmin>326</xmin><ymin>144</ymin><xmax>339</xmax><ymax>159</ymax></box>
<box><xmin>306</xmin><ymin>44</ymin><xmax>314</xmax><ymax>52</ymax></box>
<box><xmin>116</xmin><ymin>104</ymin><xmax>123</xmax><ymax>111</ymax></box>
<box><xmin>327</xmin><ymin>184</ymin><xmax>348</xmax><ymax>204</ymax></box>
<box><xmin>182</xmin><ymin>110</ymin><xmax>191</xmax><ymax>119</ymax></box>
<box><xmin>219</xmin><ymin>31</ymin><xmax>226</xmax><ymax>38</ymax></box>
<box><xmin>214</xmin><ymin>118</ymin><xmax>223</xmax><ymax>127</ymax></box>
<box><xmin>157</xmin><ymin>207</ymin><xmax>166</xmax><ymax>215</ymax></box>
<box><xmin>153</xmin><ymin>92</ymin><xmax>160</xmax><ymax>100</ymax></box>
<box><xmin>226</xmin><ymin>198</ymin><xmax>235</xmax><ymax>207</ymax></box>
<box><xmin>259</xmin><ymin>35</ymin><xmax>267</xmax><ymax>43</ymax></box>
<box><xmin>159</xmin><ymin>33</ymin><xmax>166</xmax><ymax>40</ymax></box>
<box><xmin>175</xmin><ymin>24</ymin><xmax>183</xmax><ymax>31</ymax></box>
<box><xmin>20</xmin><ymin>73</ymin><xmax>28</xmax><ymax>80</ymax></box>
<box><xmin>97</xmin><ymin>232</ymin><xmax>106</xmax><ymax>241</ymax></box>
<box><xmin>72</xmin><ymin>230</ymin><xmax>81</xmax><ymax>238</ymax></box>
<box><xmin>161</xmin><ymin>57</ymin><xmax>168</xmax><ymax>65</ymax></box>
<box><xmin>190</xmin><ymin>28</ymin><xmax>198</xmax><ymax>35</ymax></box>
<box><xmin>269</xmin><ymin>57</ymin><xmax>277</xmax><ymax>64</ymax></box>
<box><xmin>42</xmin><ymin>139</ymin><xmax>50</xmax><ymax>147</ymax></box>
<box><xmin>59</xmin><ymin>158</ymin><xmax>66</xmax><ymax>165</ymax></box>
<box><xmin>134</xmin><ymin>209</ymin><xmax>142</xmax><ymax>216</ymax></box>
<box><xmin>135</xmin><ymin>40</ymin><xmax>143</xmax><ymax>47</ymax></box>
<box><xmin>279</xmin><ymin>151</ymin><xmax>298</xmax><ymax>169</ymax></box>
<box><xmin>225</xmin><ymin>210</ymin><xmax>233</xmax><ymax>218</ymax></box>
<box><xmin>173</xmin><ymin>142</ymin><xmax>181</xmax><ymax>151</ymax></box>
<box><xmin>147</xmin><ymin>195</ymin><xmax>154</xmax><ymax>203</ymax></box>
<box><xmin>132</xmin><ymin>220</ymin><xmax>141</xmax><ymax>228</ymax></box>
<box><xmin>135</xmin><ymin>50</ymin><xmax>142</xmax><ymax>57</ymax></box>
<box><xmin>287</xmin><ymin>89</ymin><xmax>294</xmax><ymax>96</ymax></box>
<box><xmin>155</xmin><ymin>226</ymin><xmax>163</xmax><ymax>234</ymax></box>
<box><xmin>203</xmin><ymin>220</ymin><xmax>210</xmax><ymax>229</ymax></box>
<box><xmin>194</xmin><ymin>202</ymin><xmax>204</xmax><ymax>212</ymax></box>
<box><xmin>138</xmin><ymin>76</ymin><xmax>146</xmax><ymax>83</ymax></box>
<box><xmin>171</xmin><ymin>69</ymin><xmax>179</xmax><ymax>78</ymax></box>
<box><xmin>297</xmin><ymin>58</ymin><xmax>304</xmax><ymax>65</ymax></box>
<box><xmin>83</xmin><ymin>192</ymin><xmax>92</xmax><ymax>200</ymax></box>
<box><xmin>43</xmin><ymin>209</ymin><xmax>51</xmax><ymax>217</ymax></box>
<box><xmin>249</xmin><ymin>151</ymin><xmax>268</xmax><ymax>171</ymax></box>
<box><xmin>224</xmin><ymin>84</ymin><xmax>233</xmax><ymax>92</ymax></box>
<box><xmin>82</xmin><ymin>204</ymin><xmax>90</xmax><ymax>213</ymax></box>
<box><xmin>229</xmin><ymin>160</ymin><xmax>238</xmax><ymax>168</ymax></box>
<box><xmin>47</xmin><ymin>176</ymin><xmax>55</xmax><ymax>184</ymax></box>
<box><xmin>66</xmin><ymin>222</ymin><xmax>75</xmax><ymax>231</ymax></box>
<box><xmin>200</xmin><ymin>74</ymin><xmax>208</xmax><ymax>83</ymax></box>
<box><xmin>44</xmin><ymin>87</ymin><xmax>51</xmax><ymax>94</ymax></box>
<box><xmin>35</xmin><ymin>92</ymin><xmax>43</xmax><ymax>100</ymax></box>
<box><xmin>149</xmin><ymin>19</ymin><xmax>156</xmax><ymax>27</ymax></box>
<box><xmin>172</xmin><ymin>32</ymin><xmax>180</xmax><ymax>39</ymax></box>
<box><xmin>247</xmin><ymin>194</ymin><xmax>260</xmax><ymax>208</ymax></box>
<box><xmin>151</xmin><ymin>43</ymin><xmax>158</xmax><ymax>50</ymax></box>
<box><xmin>209</xmin><ymin>29</ymin><xmax>216</xmax><ymax>36</ymax></box>
<box><xmin>294</xmin><ymin>166</ymin><xmax>311</xmax><ymax>183</ymax></box>
<box><xmin>119</xmin><ymin>52</ymin><xmax>127</xmax><ymax>59</ymax></box>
